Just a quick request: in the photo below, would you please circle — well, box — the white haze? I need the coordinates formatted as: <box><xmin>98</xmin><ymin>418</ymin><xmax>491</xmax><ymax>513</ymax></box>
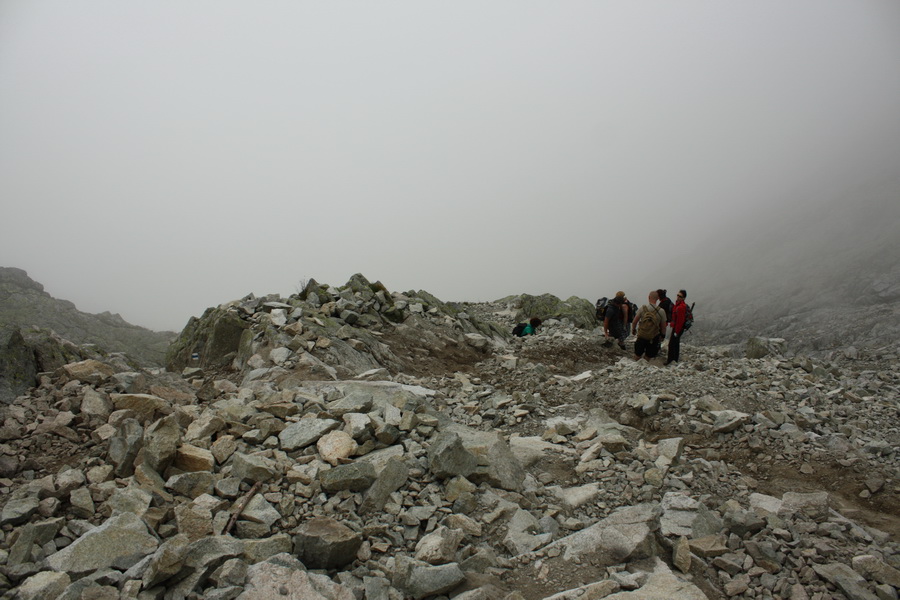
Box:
<box><xmin>2</xmin><ymin>2</ymin><xmax>899</xmax><ymax>332</ymax></box>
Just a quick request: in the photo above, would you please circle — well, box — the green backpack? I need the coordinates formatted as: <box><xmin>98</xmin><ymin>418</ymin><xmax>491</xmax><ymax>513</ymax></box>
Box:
<box><xmin>637</xmin><ymin>305</ymin><xmax>663</xmax><ymax>341</ymax></box>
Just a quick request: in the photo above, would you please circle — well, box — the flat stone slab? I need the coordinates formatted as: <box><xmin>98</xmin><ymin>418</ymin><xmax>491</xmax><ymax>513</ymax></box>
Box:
<box><xmin>533</xmin><ymin>503</ymin><xmax>661</xmax><ymax>564</ymax></box>
<box><xmin>46</xmin><ymin>512</ymin><xmax>158</xmax><ymax>575</ymax></box>
<box><xmin>545</xmin><ymin>558</ymin><xmax>708</xmax><ymax>600</ymax></box>
<box><xmin>0</xmin><ymin>495</ymin><xmax>40</xmax><ymax>526</ymax></box>
<box><xmin>279</xmin><ymin>418</ymin><xmax>340</xmax><ymax>451</ymax></box>
<box><xmin>238</xmin><ymin>553</ymin><xmax>355</xmax><ymax>600</ymax></box>
<box><xmin>813</xmin><ymin>562</ymin><xmax>879</xmax><ymax>600</ymax></box>
<box><xmin>710</xmin><ymin>410</ymin><xmax>750</xmax><ymax>433</ymax></box>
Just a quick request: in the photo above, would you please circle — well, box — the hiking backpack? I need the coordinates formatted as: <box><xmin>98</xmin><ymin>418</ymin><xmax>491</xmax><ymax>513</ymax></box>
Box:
<box><xmin>595</xmin><ymin>297</ymin><xmax>609</xmax><ymax>321</ymax></box>
<box><xmin>682</xmin><ymin>303</ymin><xmax>695</xmax><ymax>331</ymax></box>
<box><xmin>512</xmin><ymin>323</ymin><xmax>527</xmax><ymax>337</ymax></box>
<box><xmin>627</xmin><ymin>302</ymin><xmax>638</xmax><ymax>323</ymax></box>
<box><xmin>636</xmin><ymin>305</ymin><xmax>663</xmax><ymax>340</ymax></box>
<box><xmin>659</xmin><ymin>297</ymin><xmax>674</xmax><ymax>323</ymax></box>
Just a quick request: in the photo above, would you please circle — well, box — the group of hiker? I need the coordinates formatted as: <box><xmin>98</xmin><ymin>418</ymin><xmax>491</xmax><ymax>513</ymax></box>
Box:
<box><xmin>511</xmin><ymin>288</ymin><xmax>693</xmax><ymax>365</ymax></box>
<box><xmin>600</xmin><ymin>288</ymin><xmax>691</xmax><ymax>365</ymax></box>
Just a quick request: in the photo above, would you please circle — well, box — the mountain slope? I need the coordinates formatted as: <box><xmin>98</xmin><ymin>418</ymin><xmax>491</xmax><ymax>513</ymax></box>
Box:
<box><xmin>0</xmin><ymin>267</ymin><xmax>175</xmax><ymax>366</ymax></box>
<box><xmin>632</xmin><ymin>177</ymin><xmax>900</xmax><ymax>351</ymax></box>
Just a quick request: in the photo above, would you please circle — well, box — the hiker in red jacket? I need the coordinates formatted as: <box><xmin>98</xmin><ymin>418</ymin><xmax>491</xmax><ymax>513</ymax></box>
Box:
<box><xmin>666</xmin><ymin>289</ymin><xmax>688</xmax><ymax>365</ymax></box>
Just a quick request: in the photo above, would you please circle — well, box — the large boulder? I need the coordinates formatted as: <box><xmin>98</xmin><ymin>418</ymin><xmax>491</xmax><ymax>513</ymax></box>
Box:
<box><xmin>14</xmin><ymin>571</ymin><xmax>71</xmax><ymax>600</ymax></box>
<box><xmin>238</xmin><ymin>553</ymin><xmax>355</xmax><ymax>600</ymax></box>
<box><xmin>601</xmin><ymin>557</ymin><xmax>709</xmax><ymax>599</ymax></box>
<box><xmin>393</xmin><ymin>555</ymin><xmax>466</xmax><ymax>600</ymax></box>
<box><xmin>447</xmin><ymin>426</ymin><xmax>526</xmax><ymax>492</ymax></box>
<box><xmin>0</xmin><ymin>329</ymin><xmax>93</xmax><ymax>403</ymax></box>
<box><xmin>428</xmin><ymin>432</ymin><xmax>477</xmax><ymax>480</ymax></box>
<box><xmin>512</xmin><ymin>293</ymin><xmax>597</xmax><ymax>330</ymax></box>
<box><xmin>45</xmin><ymin>512</ymin><xmax>159</xmax><ymax>575</ymax></box>
<box><xmin>166</xmin><ymin>307</ymin><xmax>251</xmax><ymax>371</ymax></box>
<box><xmin>745</xmin><ymin>336</ymin><xmax>786</xmax><ymax>359</ymax></box>
<box><xmin>292</xmin><ymin>517</ymin><xmax>363</xmax><ymax>570</ymax></box>
<box><xmin>535</xmin><ymin>503</ymin><xmax>662</xmax><ymax>565</ymax></box>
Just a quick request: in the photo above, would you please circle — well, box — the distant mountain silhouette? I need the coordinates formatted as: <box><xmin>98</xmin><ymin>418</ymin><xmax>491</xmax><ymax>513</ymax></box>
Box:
<box><xmin>0</xmin><ymin>267</ymin><xmax>175</xmax><ymax>366</ymax></box>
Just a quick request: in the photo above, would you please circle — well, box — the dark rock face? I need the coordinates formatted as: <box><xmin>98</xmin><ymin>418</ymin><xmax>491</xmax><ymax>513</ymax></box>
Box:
<box><xmin>0</xmin><ymin>328</ymin><xmax>95</xmax><ymax>403</ymax></box>
<box><xmin>0</xmin><ymin>330</ymin><xmax>38</xmax><ymax>403</ymax></box>
<box><xmin>165</xmin><ymin>307</ymin><xmax>250</xmax><ymax>372</ymax></box>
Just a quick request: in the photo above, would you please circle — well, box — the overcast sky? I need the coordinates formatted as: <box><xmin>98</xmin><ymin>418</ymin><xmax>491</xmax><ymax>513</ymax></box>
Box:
<box><xmin>2</xmin><ymin>2</ymin><xmax>900</xmax><ymax>332</ymax></box>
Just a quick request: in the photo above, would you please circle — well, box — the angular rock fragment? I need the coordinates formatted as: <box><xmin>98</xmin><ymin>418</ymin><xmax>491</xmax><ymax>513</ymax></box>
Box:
<box><xmin>14</xmin><ymin>571</ymin><xmax>70</xmax><ymax>600</ymax></box>
<box><xmin>360</xmin><ymin>457</ymin><xmax>409</xmax><ymax>514</ymax></box>
<box><xmin>46</xmin><ymin>512</ymin><xmax>158</xmax><ymax>575</ymax></box>
<box><xmin>536</xmin><ymin>503</ymin><xmax>661</xmax><ymax>565</ymax></box>
<box><xmin>319</xmin><ymin>461</ymin><xmax>377</xmax><ymax>493</ymax></box>
<box><xmin>230</xmin><ymin>452</ymin><xmax>278</xmax><ymax>483</ymax></box>
<box><xmin>61</xmin><ymin>359</ymin><xmax>115</xmax><ymax>385</ymax></box>
<box><xmin>415</xmin><ymin>526</ymin><xmax>464</xmax><ymax>565</ymax></box>
<box><xmin>238</xmin><ymin>553</ymin><xmax>354</xmax><ymax>600</ymax></box>
<box><xmin>278</xmin><ymin>418</ymin><xmax>340</xmax><ymax>451</ymax></box>
<box><xmin>393</xmin><ymin>556</ymin><xmax>466</xmax><ymax>600</ymax></box>
<box><xmin>710</xmin><ymin>410</ymin><xmax>750</xmax><ymax>433</ymax></box>
<box><xmin>316</xmin><ymin>430</ymin><xmax>358</xmax><ymax>466</ymax></box>
<box><xmin>428</xmin><ymin>431</ymin><xmax>477</xmax><ymax>479</ymax></box>
<box><xmin>813</xmin><ymin>562</ymin><xmax>879</xmax><ymax>600</ymax></box>
<box><xmin>292</xmin><ymin>517</ymin><xmax>362</xmax><ymax>570</ymax></box>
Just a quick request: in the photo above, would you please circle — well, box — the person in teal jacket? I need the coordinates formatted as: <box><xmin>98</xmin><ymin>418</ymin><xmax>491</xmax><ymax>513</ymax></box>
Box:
<box><xmin>522</xmin><ymin>317</ymin><xmax>542</xmax><ymax>335</ymax></box>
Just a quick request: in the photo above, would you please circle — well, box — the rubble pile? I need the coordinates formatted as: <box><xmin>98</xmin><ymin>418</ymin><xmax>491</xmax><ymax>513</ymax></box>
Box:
<box><xmin>0</xmin><ymin>277</ymin><xmax>897</xmax><ymax>599</ymax></box>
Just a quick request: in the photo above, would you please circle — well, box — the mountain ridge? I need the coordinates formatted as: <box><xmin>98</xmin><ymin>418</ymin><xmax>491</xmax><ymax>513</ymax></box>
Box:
<box><xmin>0</xmin><ymin>267</ymin><xmax>176</xmax><ymax>402</ymax></box>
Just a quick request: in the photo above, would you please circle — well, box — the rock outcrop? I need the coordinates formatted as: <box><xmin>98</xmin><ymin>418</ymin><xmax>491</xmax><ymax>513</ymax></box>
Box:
<box><xmin>165</xmin><ymin>273</ymin><xmax>506</xmax><ymax>381</ymax></box>
<box><xmin>497</xmin><ymin>293</ymin><xmax>598</xmax><ymax>331</ymax></box>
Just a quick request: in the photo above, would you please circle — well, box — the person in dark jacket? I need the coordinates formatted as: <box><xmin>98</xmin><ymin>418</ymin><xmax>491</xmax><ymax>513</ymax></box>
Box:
<box><xmin>603</xmin><ymin>291</ymin><xmax>628</xmax><ymax>350</ymax></box>
<box><xmin>656</xmin><ymin>289</ymin><xmax>674</xmax><ymax>347</ymax></box>
<box><xmin>657</xmin><ymin>289</ymin><xmax>673</xmax><ymax>330</ymax></box>
<box><xmin>666</xmin><ymin>290</ymin><xmax>688</xmax><ymax>364</ymax></box>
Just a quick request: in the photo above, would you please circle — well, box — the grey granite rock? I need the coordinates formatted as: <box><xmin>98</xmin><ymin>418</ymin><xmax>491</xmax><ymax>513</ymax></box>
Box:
<box><xmin>278</xmin><ymin>418</ymin><xmax>340</xmax><ymax>451</ymax></box>
<box><xmin>292</xmin><ymin>517</ymin><xmax>362</xmax><ymax>570</ymax></box>
<box><xmin>46</xmin><ymin>513</ymin><xmax>158</xmax><ymax>575</ymax></box>
<box><xmin>319</xmin><ymin>461</ymin><xmax>377</xmax><ymax>493</ymax></box>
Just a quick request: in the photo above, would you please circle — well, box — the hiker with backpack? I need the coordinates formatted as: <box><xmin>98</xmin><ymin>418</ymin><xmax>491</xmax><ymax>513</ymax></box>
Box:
<box><xmin>603</xmin><ymin>291</ymin><xmax>628</xmax><ymax>350</ymax></box>
<box><xmin>513</xmin><ymin>317</ymin><xmax>542</xmax><ymax>337</ymax></box>
<box><xmin>595</xmin><ymin>297</ymin><xmax>608</xmax><ymax>321</ymax></box>
<box><xmin>657</xmin><ymin>289</ymin><xmax>673</xmax><ymax>334</ymax></box>
<box><xmin>631</xmin><ymin>290</ymin><xmax>666</xmax><ymax>361</ymax></box>
<box><xmin>666</xmin><ymin>289</ymin><xmax>689</xmax><ymax>364</ymax></box>
<box><xmin>622</xmin><ymin>294</ymin><xmax>635</xmax><ymax>338</ymax></box>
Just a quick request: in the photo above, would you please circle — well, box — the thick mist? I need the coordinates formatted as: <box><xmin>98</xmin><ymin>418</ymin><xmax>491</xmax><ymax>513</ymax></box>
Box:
<box><xmin>616</xmin><ymin>174</ymin><xmax>900</xmax><ymax>348</ymax></box>
<box><xmin>2</xmin><ymin>2</ymin><xmax>900</xmax><ymax>331</ymax></box>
